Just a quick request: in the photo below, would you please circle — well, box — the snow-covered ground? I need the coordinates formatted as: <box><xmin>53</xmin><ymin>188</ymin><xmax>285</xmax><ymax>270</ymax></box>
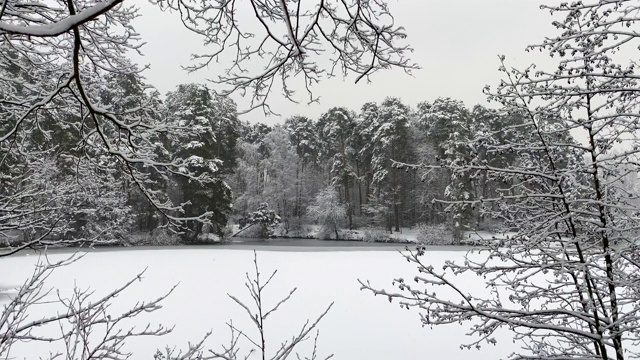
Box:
<box><xmin>0</xmin><ymin>248</ymin><xmax>516</xmax><ymax>359</ymax></box>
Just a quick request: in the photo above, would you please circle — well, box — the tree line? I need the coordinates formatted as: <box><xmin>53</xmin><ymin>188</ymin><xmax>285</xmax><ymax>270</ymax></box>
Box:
<box><xmin>0</xmin><ymin>51</ymin><xmax>241</xmax><ymax>244</ymax></box>
<box><xmin>2</xmin><ymin>45</ymin><xmax>551</xmax><ymax>244</ymax></box>
<box><xmin>230</xmin><ymin>97</ymin><xmax>569</xmax><ymax>241</ymax></box>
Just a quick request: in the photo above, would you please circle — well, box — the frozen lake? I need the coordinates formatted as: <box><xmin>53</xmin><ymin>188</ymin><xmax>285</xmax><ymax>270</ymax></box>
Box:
<box><xmin>24</xmin><ymin>237</ymin><xmax>471</xmax><ymax>253</ymax></box>
<box><xmin>1</xmin><ymin>243</ymin><xmax>513</xmax><ymax>360</ymax></box>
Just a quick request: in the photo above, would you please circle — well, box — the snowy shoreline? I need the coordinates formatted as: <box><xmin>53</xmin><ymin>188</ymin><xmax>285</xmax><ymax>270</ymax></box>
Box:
<box><xmin>1</xmin><ymin>227</ymin><xmax>506</xmax><ymax>254</ymax></box>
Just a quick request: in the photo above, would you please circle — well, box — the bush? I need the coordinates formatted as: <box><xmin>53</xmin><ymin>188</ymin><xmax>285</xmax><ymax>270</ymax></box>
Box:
<box><xmin>236</xmin><ymin>203</ymin><xmax>281</xmax><ymax>238</ymax></box>
<box><xmin>415</xmin><ymin>224</ymin><xmax>454</xmax><ymax>245</ymax></box>
<box><xmin>126</xmin><ymin>229</ymin><xmax>181</xmax><ymax>246</ymax></box>
<box><xmin>361</xmin><ymin>227</ymin><xmax>391</xmax><ymax>243</ymax></box>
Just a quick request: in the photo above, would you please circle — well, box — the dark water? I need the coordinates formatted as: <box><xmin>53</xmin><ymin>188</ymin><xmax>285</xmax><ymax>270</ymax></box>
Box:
<box><xmin>2</xmin><ymin>237</ymin><xmax>471</xmax><ymax>256</ymax></box>
<box><xmin>221</xmin><ymin>237</ymin><xmax>415</xmax><ymax>251</ymax></box>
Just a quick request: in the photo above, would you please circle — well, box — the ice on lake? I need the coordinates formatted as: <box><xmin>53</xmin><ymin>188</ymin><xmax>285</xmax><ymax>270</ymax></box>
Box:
<box><xmin>0</xmin><ymin>245</ymin><xmax>515</xmax><ymax>359</ymax></box>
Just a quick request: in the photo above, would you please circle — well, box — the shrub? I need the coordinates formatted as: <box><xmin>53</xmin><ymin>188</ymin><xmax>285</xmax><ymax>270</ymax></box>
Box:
<box><xmin>415</xmin><ymin>224</ymin><xmax>454</xmax><ymax>245</ymax></box>
<box><xmin>126</xmin><ymin>229</ymin><xmax>181</xmax><ymax>246</ymax></box>
<box><xmin>361</xmin><ymin>227</ymin><xmax>391</xmax><ymax>243</ymax></box>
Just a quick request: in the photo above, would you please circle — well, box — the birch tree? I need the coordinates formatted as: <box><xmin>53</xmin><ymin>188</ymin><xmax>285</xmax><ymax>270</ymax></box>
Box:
<box><xmin>364</xmin><ymin>1</ymin><xmax>640</xmax><ymax>359</ymax></box>
<box><xmin>307</xmin><ymin>186</ymin><xmax>346</xmax><ymax>240</ymax></box>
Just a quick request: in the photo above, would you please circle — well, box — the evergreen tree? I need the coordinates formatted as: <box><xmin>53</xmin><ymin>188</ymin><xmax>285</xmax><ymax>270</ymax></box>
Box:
<box><xmin>369</xmin><ymin>97</ymin><xmax>411</xmax><ymax>232</ymax></box>
<box><xmin>164</xmin><ymin>84</ymin><xmax>239</xmax><ymax>241</ymax></box>
<box><xmin>416</xmin><ymin>98</ymin><xmax>475</xmax><ymax>241</ymax></box>
<box><xmin>317</xmin><ymin>107</ymin><xmax>357</xmax><ymax>229</ymax></box>
<box><xmin>284</xmin><ymin>115</ymin><xmax>321</xmax><ymax>217</ymax></box>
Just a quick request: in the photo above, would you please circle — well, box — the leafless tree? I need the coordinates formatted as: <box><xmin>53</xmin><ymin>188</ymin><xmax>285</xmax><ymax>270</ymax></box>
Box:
<box><xmin>152</xmin><ymin>0</ymin><xmax>417</xmax><ymax>114</ymax></box>
<box><xmin>363</xmin><ymin>1</ymin><xmax>640</xmax><ymax>359</ymax></box>
<box><xmin>1</xmin><ymin>252</ymin><xmax>331</xmax><ymax>359</ymax></box>
<box><xmin>0</xmin><ymin>254</ymin><xmax>175</xmax><ymax>360</ymax></box>
<box><xmin>208</xmin><ymin>252</ymin><xmax>333</xmax><ymax>360</ymax></box>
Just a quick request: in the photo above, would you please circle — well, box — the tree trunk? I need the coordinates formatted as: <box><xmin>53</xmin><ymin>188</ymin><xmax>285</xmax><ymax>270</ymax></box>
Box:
<box><xmin>585</xmin><ymin>93</ymin><xmax>623</xmax><ymax>360</ymax></box>
<box><xmin>391</xmin><ymin>143</ymin><xmax>400</xmax><ymax>232</ymax></box>
<box><xmin>356</xmin><ymin>161</ymin><xmax>362</xmax><ymax>215</ymax></box>
<box><xmin>343</xmin><ymin>173</ymin><xmax>352</xmax><ymax>229</ymax></box>
<box><xmin>295</xmin><ymin>165</ymin><xmax>300</xmax><ymax>217</ymax></box>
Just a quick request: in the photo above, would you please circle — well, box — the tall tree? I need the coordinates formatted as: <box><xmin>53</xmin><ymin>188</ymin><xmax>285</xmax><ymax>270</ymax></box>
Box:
<box><xmin>285</xmin><ymin>115</ymin><xmax>320</xmax><ymax>169</ymax></box>
<box><xmin>285</xmin><ymin>115</ymin><xmax>321</xmax><ymax>217</ymax></box>
<box><xmin>355</xmin><ymin>102</ymin><xmax>380</xmax><ymax>212</ymax></box>
<box><xmin>416</xmin><ymin>97</ymin><xmax>475</xmax><ymax>241</ymax></box>
<box><xmin>366</xmin><ymin>2</ymin><xmax>640</xmax><ymax>359</ymax></box>
<box><xmin>317</xmin><ymin>107</ymin><xmax>357</xmax><ymax>229</ymax></box>
<box><xmin>370</xmin><ymin>97</ymin><xmax>411</xmax><ymax>232</ymax></box>
<box><xmin>164</xmin><ymin>84</ymin><xmax>239</xmax><ymax>240</ymax></box>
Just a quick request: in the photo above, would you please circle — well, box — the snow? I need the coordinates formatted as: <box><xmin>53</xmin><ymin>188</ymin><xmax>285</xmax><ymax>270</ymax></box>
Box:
<box><xmin>0</xmin><ymin>1</ymin><xmax>121</xmax><ymax>37</ymax></box>
<box><xmin>271</xmin><ymin>225</ymin><xmax>459</xmax><ymax>244</ymax></box>
<box><xmin>0</xmin><ymin>287</ymin><xmax>18</xmax><ymax>301</ymax></box>
<box><xmin>0</xmin><ymin>248</ymin><xmax>515</xmax><ymax>359</ymax></box>
<box><xmin>465</xmin><ymin>231</ymin><xmax>519</xmax><ymax>242</ymax></box>
<box><xmin>272</xmin><ymin>225</ymin><xmax>419</xmax><ymax>242</ymax></box>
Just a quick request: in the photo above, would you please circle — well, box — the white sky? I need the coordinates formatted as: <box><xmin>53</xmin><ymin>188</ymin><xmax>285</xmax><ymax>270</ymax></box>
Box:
<box><xmin>132</xmin><ymin>0</ymin><xmax>554</xmax><ymax>125</ymax></box>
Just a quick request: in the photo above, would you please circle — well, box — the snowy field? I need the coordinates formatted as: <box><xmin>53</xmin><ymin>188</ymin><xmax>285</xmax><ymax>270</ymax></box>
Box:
<box><xmin>0</xmin><ymin>247</ymin><xmax>518</xmax><ymax>360</ymax></box>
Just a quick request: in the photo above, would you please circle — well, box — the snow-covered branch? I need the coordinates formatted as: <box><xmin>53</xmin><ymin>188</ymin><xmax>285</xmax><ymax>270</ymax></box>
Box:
<box><xmin>364</xmin><ymin>1</ymin><xmax>640</xmax><ymax>358</ymax></box>
<box><xmin>151</xmin><ymin>0</ymin><xmax>418</xmax><ymax>114</ymax></box>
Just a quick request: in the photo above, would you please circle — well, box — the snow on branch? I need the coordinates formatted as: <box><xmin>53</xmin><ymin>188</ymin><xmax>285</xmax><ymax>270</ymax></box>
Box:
<box><xmin>210</xmin><ymin>252</ymin><xmax>333</xmax><ymax>360</ymax></box>
<box><xmin>0</xmin><ymin>0</ymin><xmax>123</xmax><ymax>37</ymax></box>
<box><xmin>0</xmin><ymin>254</ymin><xmax>175</xmax><ymax>359</ymax></box>
<box><xmin>363</xmin><ymin>1</ymin><xmax>640</xmax><ymax>358</ymax></box>
<box><xmin>151</xmin><ymin>0</ymin><xmax>418</xmax><ymax>114</ymax></box>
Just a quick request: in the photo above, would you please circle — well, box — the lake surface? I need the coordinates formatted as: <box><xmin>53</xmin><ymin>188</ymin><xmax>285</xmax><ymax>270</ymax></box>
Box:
<box><xmin>0</xmin><ymin>246</ymin><xmax>503</xmax><ymax>360</ymax></box>
<box><xmin>222</xmin><ymin>237</ymin><xmax>416</xmax><ymax>250</ymax></box>
<box><xmin>5</xmin><ymin>237</ymin><xmax>473</xmax><ymax>256</ymax></box>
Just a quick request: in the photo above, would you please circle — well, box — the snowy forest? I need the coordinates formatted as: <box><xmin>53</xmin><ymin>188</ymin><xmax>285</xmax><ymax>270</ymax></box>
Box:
<box><xmin>2</xmin><ymin>68</ymin><xmax>517</xmax><ymax>245</ymax></box>
<box><xmin>2</xmin><ymin>45</ymin><xmax>526</xmax><ymax>245</ymax></box>
<box><xmin>231</xmin><ymin>97</ymin><xmax>523</xmax><ymax>241</ymax></box>
<box><xmin>5</xmin><ymin>1</ymin><xmax>640</xmax><ymax>360</ymax></box>
<box><xmin>1</xmin><ymin>62</ymin><xmax>541</xmax><ymax>245</ymax></box>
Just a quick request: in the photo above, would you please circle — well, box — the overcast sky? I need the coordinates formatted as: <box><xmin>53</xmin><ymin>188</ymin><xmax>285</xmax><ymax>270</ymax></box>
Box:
<box><xmin>132</xmin><ymin>0</ymin><xmax>554</xmax><ymax>125</ymax></box>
